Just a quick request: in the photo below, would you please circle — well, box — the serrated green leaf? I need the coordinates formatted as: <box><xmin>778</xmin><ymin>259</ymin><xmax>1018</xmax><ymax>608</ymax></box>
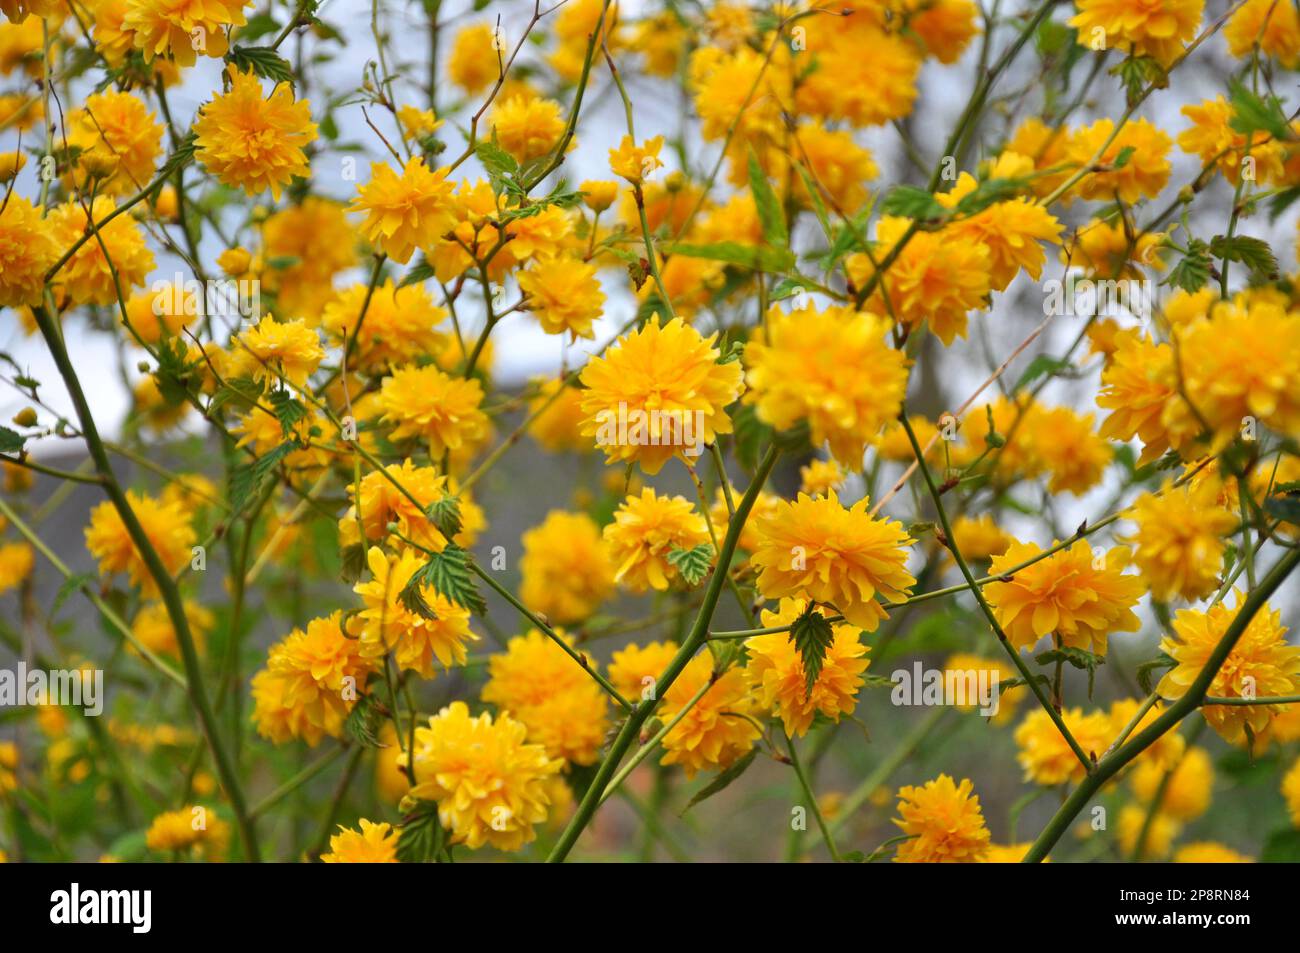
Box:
<box><xmin>426</xmin><ymin>495</ymin><xmax>462</xmax><ymax>540</ymax></box>
<box><xmin>211</xmin><ymin>376</ymin><xmax>266</xmax><ymax>416</ymax></box>
<box><xmin>1210</xmin><ymin>234</ymin><xmax>1279</xmax><ymax>282</ymax></box>
<box><xmin>407</xmin><ymin>544</ymin><xmax>486</xmax><ymax>615</ymax></box>
<box><xmin>396</xmin><ymin>801</ymin><xmax>447</xmax><ymax>863</ymax></box>
<box><xmin>225</xmin><ymin>46</ymin><xmax>296</xmax><ymax>85</ymax></box>
<box><xmin>1162</xmin><ymin>237</ymin><xmax>1213</xmax><ymax>293</ymax></box>
<box><xmin>880</xmin><ymin>185</ymin><xmax>945</xmax><ymax>221</ymax></box>
<box><xmin>748</xmin><ymin>149</ymin><xmax>788</xmax><ymax>248</ymax></box>
<box><xmin>790</xmin><ymin>607</ymin><xmax>834</xmax><ymax>698</ymax></box>
<box><xmin>345</xmin><ymin>694</ymin><xmax>383</xmax><ymax>748</ymax></box>
<box><xmin>0</xmin><ymin>425</ymin><xmax>24</xmax><ymax>454</ymax></box>
<box><xmin>666</xmin><ymin>543</ymin><xmax>715</xmax><ymax>587</ymax></box>
<box><xmin>229</xmin><ymin>441</ymin><xmax>296</xmax><ymax>512</ymax></box>
<box><xmin>268</xmin><ymin>388</ymin><xmax>308</xmax><ymax>437</ymax></box>
<box><xmin>1229</xmin><ymin>79</ymin><xmax>1291</xmax><ymax>142</ymax></box>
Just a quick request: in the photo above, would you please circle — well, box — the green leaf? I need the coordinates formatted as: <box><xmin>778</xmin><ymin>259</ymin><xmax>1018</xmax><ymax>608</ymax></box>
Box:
<box><xmin>952</xmin><ymin>176</ymin><xmax>1035</xmax><ymax>217</ymax></box>
<box><xmin>0</xmin><ymin>425</ymin><xmax>24</xmax><ymax>454</ymax></box>
<box><xmin>1210</xmin><ymin>234</ymin><xmax>1279</xmax><ymax>282</ymax></box>
<box><xmin>666</xmin><ymin>543</ymin><xmax>715</xmax><ymax>587</ymax></box>
<box><xmin>880</xmin><ymin>185</ymin><xmax>945</xmax><ymax>221</ymax></box>
<box><xmin>345</xmin><ymin>693</ymin><xmax>384</xmax><ymax>748</ymax></box>
<box><xmin>268</xmin><ymin>388</ymin><xmax>307</xmax><ymax>438</ymax></box>
<box><xmin>396</xmin><ymin>801</ymin><xmax>447</xmax><ymax>863</ymax></box>
<box><xmin>770</xmin><ymin>276</ymin><xmax>816</xmax><ymax>301</ymax></box>
<box><xmin>238</xmin><ymin>12</ymin><xmax>282</xmax><ymax>42</ymax></box>
<box><xmin>225</xmin><ymin>46</ymin><xmax>296</xmax><ymax>85</ymax></box>
<box><xmin>1265</xmin><ymin>494</ymin><xmax>1300</xmax><ymax>526</ymax></box>
<box><xmin>1013</xmin><ymin>354</ymin><xmax>1071</xmax><ymax>393</ymax></box>
<box><xmin>1162</xmin><ymin>237</ymin><xmax>1213</xmax><ymax>293</ymax></box>
<box><xmin>790</xmin><ymin>607</ymin><xmax>834</xmax><ymax>699</ymax></box>
<box><xmin>426</xmin><ymin>495</ymin><xmax>462</xmax><ymax>540</ymax></box>
<box><xmin>1111</xmin><ymin>56</ymin><xmax>1167</xmax><ymax>106</ymax></box>
<box><xmin>400</xmin><ymin>255</ymin><xmax>436</xmax><ymax>288</ymax></box>
<box><xmin>407</xmin><ymin>544</ymin><xmax>487</xmax><ymax>615</ymax></box>
<box><xmin>663</xmin><ymin>241</ymin><xmax>795</xmax><ymax>272</ymax></box>
<box><xmin>229</xmin><ymin>441</ymin><xmax>297</xmax><ymax>512</ymax></box>
<box><xmin>155</xmin><ymin>133</ymin><xmax>197</xmax><ymax>182</ymax></box>
<box><xmin>210</xmin><ymin>376</ymin><xmax>265</xmax><ymax>417</ymax></box>
<box><xmin>51</xmin><ymin>572</ymin><xmax>95</xmax><ymax>619</ymax></box>
<box><xmin>748</xmin><ymin>149</ymin><xmax>788</xmax><ymax>248</ymax></box>
<box><xmin>1229</xmin><ymin>79</ymin><xmax>1291</xmax><ymax>142</ymax></box>
<box><xmin>679</xmin><ymin>749</ymin><xmax>758</xmax><ymax>815</ymax></box>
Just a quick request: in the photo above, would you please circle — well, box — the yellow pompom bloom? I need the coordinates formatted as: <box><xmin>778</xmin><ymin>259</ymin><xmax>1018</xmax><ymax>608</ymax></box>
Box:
<box><xmin>343</xmin><ymin>459</ymin><xmax>467</xmax><ymax>553</ymax></box>
<box><xmin>0</xmin><ymin>193</ymin><xmax>53</xmax><ymax>308</ymax></box>
<box><xmin>447</xmin><ymin>21</ymin><xmax>497</xmax><ymax>93</ymax></box>
<box><xmin>790</xmin><ymin>124</ymin><xmax>878</xmax><ymax>213</ymax></box>
<box><xmin>1015</xmin><ymin>706</ymin><xmax>1113</xmax><ymax>785</ymax></box>
<box><xmin>0</xmin><ymin>16</ymin><xmax>43</xmax><ymax>76</ymax></box>
<box><xmin>949</xmin><ymin>515</ymin><xmax>1013</xmax><ymax>563</ymax></box>
<box><xmin>527</xmin><ymin>377</ymin><xmax>588</xmax><ymax>453</ymax></box>
<box><xmin>353</xmin><ymin>547</ymin><xmax>477</xmax><ymax>679</ymax></box>
<box><xmin>904</xmin><ymin>0</ymin><xmax>981</xmax><ymax>62</ymax></box>
<box><xmin>743</xmin><ymin>304</ymin><xmax>909</xmax><ymax>465</ymax></box>
<box><xmin>1225</xmin><ymin>0</ymin><xmax>1300</xmax><ymax>66</ymax></box>
<box><xmin>795</xmin><ymin>28</ymin><xmax>919</xmax><ymax>127</ymax></box>
<box><xmin>258</xmin><ymin>612</ymin><xmax>378</xmax><ymax>745</ymax></box>
<box><xmin>85</xmin><ymin>491</ymin><xmax>195</xmax><ymax>596</ymax></box>
<box><xmin>1158</xmin><ymin>592</ymin><xmax>1300</xmax><ymax>744</ymax></box>
<box><xmin>750</xmin><ymin>491</ymin><xmax>915</xmax><ymax>632</ymax></box>
<box><xmin>1064</xmin><ymin>217</ymin><xmax>1165</xmax><ymax>279</ymax></box>
<box><xmin>893</xmin><ymin>774</ymin><xmax>991</xmax><ymax>863</ymax></box>
<box><xmin>603</xmin><ymin>487</ymin><xmax>710</xmax><ymax>592</ymax></box>
<box><xmin>608</xmin><ymin>640</ymin><xmax>678</xmax><ymax>703</ymax></box>
<box><xmin>658</xmin><ymin>653</ymin><xmax>760</xmax><ymax>778</ymax></box>
<box><xmin>744</xmin><ymin>598</ymin><xmax>870</xmax><ymax>737</ymax></box>
<box><xmin>578</xmin><ymin>317</ymin><xmax>744</xmax><ymax>474</ymax></box>
<box><xmin>1067</xmin><ymin>118</ymin><xmax>1173</xmax><ymax>203</ymax></box>
<box><xmin>944</xmin><ymin>652</ymin><xmax>1021</xmax><ymax>723</ymax></box>
<box><xmin>321</xmin><ymin>279</ymin><xmax>447</xmax><ymax>371</ymax></box>
<box><xmin>982</xmin><ymin>842</ymin><xmax>1039</xmax><ymax>863</ymax></box>
<box><xmin>482</xmin><ymin>629</ymin><xmax>609</xmax><ymax>765</ymax></box>
<box><xmin>798</xmin><ymin>459</ymin><xmax>846</xmax><ymax>498</ymax></box>
<box><xmin>125</xmin><ymin>284</ymin><xmax>196</xmax><ymax>346</ymax></box>
<box><xmin>0</xmin><ymin>540</ymin><xmax>34</xmax><ymax>594</ymax></box>
<box><xmin>403</xmin><ymin>701</ymin><xmax>563</xmax><ymax>851</ymax></box>
<box><xmin>144</xmin><ymin>806</ymin><xmax>229</xmax><ymax>860</ymax></box>
<box><xmin>321</xmin><ymin>819</ymin><xmax>399</xmax><ymax>863</ymax></box>
<box><xmin>1025</xmin><ymin>405</ymin><xmax>1111</xmax><ymax>496</ymax></box>
<box><xmin>48</xmin><ymin>197</ymin><xmax>154</xmax><ymax>306</ymax></box>
<box><xmin>1097</xmin><ymin>331</ymin><xmax>1180</xmax><ymax>464</ymax></box>
<box><xmin>194</xmin><ymin>68</ymin><xmax>316</xmax><ymax>199</ymax></box>
<box><xmin>124</xmin><ymin>0</ymin><xmax>248</xmax><ymax>66</ymax></box>
<box><xmin>263</xmin><ymin>198</ymin><xmax>358</xmax><ymax>317</ymax></box>
<box><xmin>66</xmin><ymin>89</ymin><xmax>163</xmax><ymax>197</ymax></box>
<box><xmin>517</xmin><ymin>255</ymin><xmax>605</xmax><ymax>339</ymax></box>
<box><xmin>609</xmin><ymin>134</ymin><xmax>663</xmax><ymax>183</ymax></box>
<box><xmin>379</xmin><ymin>364</ymin><xmax>490</xmax><ymax>458</ymax></box>
<box><xmin>350</xmin><ymin>157</ymin><xmax>457</xmax><ymax>263</ymax></box>
<box><xmin>1284</xmin><ymin>758</ymin><xmax>1300</xmax><ymax>825</ymax></box>
<box><xmin>1108</xmin><ymin>696</ymin><xmax>1186</xmax><ymax>769</ymax></box>
<box><xmin>1118</xmin><ymin>803</ymin><xmax>1180</xmax><ymax>859</ymax></box>
<box><xmin>985</xmin><ymin>540</ymin><xmax>1142</xmax><ymax>654</ymax></box>
<box><xmin>848</xmin><ymin>215</ymin><xmax>991</xmax><ymax>346</ymax></box>
<box><xmin>936</xmin><ymin>172</ymin><xmax>1063</xmax><ymax>291</ymax></box>
<box><xmin>1178</xmin><ymin>96</ymin><xmax>1288</xmax><ymax>185</ymax></box>
<box><xmin>581</xmin><ymin>179</ymin><xmax>619</xmax><ymax>212</ymax></box>
<box><xmin>1069</xmin><ymin>0</ymin><xmax>1203</xmax><ymax>65</ymax></box>
<box><xmin>1130</xmin><ymin>746</ymin><xmax>1214</xmax><ymax>821</ymax></box>
<box><xmin>228</xmin><ymin>314</ymin><xmax>323</xmax><ymax>388</ymax></box>
<box><xmin>1127</xmin><ymin>480</ymin><xmax>1236</xmax><ymax>603</ymax></box>
<box><xmin>491</xmin><ymin>95</ymin><xmax>568</xmax><ymax>163</ymax></box>
<box><xmin>1174</xmin><ymin>841</ymin><xmax>1252</xmax><ymax>862</ymax></box>
<box><xmin>396</xmin><ymin>104</ymin><xmax>442</xmax><ymax>142</ymax></box>
<box><xmin>131</xmin><ymin>599</ymin><xmax>213</xmax><ymax>660</ymax></box>
<box><xmin>519</xmin><ymin>510</ymin><xmax>615</xmax><ymax>626</ymax></box>
<box><xmin>504</xmin><ymin>204</ymin><xmax>573</xmax><ymax>262</ymax></box>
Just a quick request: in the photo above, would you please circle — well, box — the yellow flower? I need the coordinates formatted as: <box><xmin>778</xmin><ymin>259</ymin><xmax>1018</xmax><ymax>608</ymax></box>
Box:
<box><xmin>581</xmin><ymin>179</ymin><xmax>619</xmax><ymax>212</ymax></box>
<box><xmin>194</xmin><ymin>68</ymin><xmax>316</xmax><ymax>200</ymax></box>
<box><xmin>578</xmin><ymin>317</ymin><xmax>744</xmax><ymax>474</ymax></box>
<box><xmin>85</xmin><ymin>491</ymin><xmax>195</xmax><ymax>596</ymax></box>
<box><xmin>743</xmin><ymin>304</ymin><xmax>910</xmax><ymax>465</ymax></box>
<box><xmin>944</xmin><ymin>652</ymin><xmax>1020</xmax><ymax>723</ymax></box>
<box><xmin>750</xmin><ymin>491</ymin><xmax>916</xmax><ymax>632</ymax></box>
<box><xmin>263</xmin><ymin>198</ymin><xmax>358</xmax><ymax>317</ymax></box>
<box><xmin>658</xmin><ymin>653</ymin><xmax>760</xmax><ymax>778</ymax></box>
<box><xmin>396</xmin><ymin>104</ymin><xmax>442</xmax><ymax>141</ymax></box>
<box><xmin>125</xmin><ymin>0</ymin><xmax>248</xmax><ymax>67</ymax></box>
<box><xmin>798</xmin><ymin>459</ymin><xmax>845</xmax><ymax>498</ymax></box>
<box><xmin>448</xmin><ymin>22</ymin><xmax>499</xmax><ymax>95</ymax></box>
<box><xmin>321</xmin><ymin>819</ymin><xmax>399</xmax><ymax>863</ymax></box>
<box><xmin>1130</xmin><ymin>746</ymin><xmax>1214</xmax><ymax>821</ymax></box>
<box><xmin>1174</xmin><ymin>841</ymin><xmax>1252</xmax><ymax>862</ymax></box>
<box><xmin>517</xmin><ymin>255</ymin><xmax>605</xmax><ymax>339</ymax></box>
<box><xmin>1015</xmin><ymin>707</ymin><xmax>1113</xmax><ymax>785</ymax></box>
<box><xmin>1108</xmin><ymin>696</ymin><xmax>1185</xmax><ymax>769</ymax></box>
<box><xmin>982</xmin><ymin>842</ymin><xmax>1040</xmax><ymax>863</ymax></box>
<box><xmin>321</xmin><ymin>279</ymin><xmax>447</xmax><ymax>370</ymax></box>
<box><xmin>217</xmin><ymin>246</ymin><xmax>251</xmax><ymax>277</ymax></box>
<box><xmin>1118</xmin><ymin>803</ymin><xmax>1180</xmax><ymax>859</ymax></box>
<box><xmin>1097</xmin><ymin>331</ymin><xmax>1180</xmax><ymax>464</ymax></box>
<box><xmin>0</xmin><ymin>540</ymin><xmax>34</xmax><ymax>594</ymax></box>
<box><xmin>1063</xmin><ymin>217</ymin><xmax>1164</xmax><ymax>279</ymax></box>
<box><xmin>1178</xmin><ymin>96</ymin><xmax>1287</xmax><ymax>185</ymax></box>
<box><xmin>227</xmin><ymin>314</ymin><xmax>323</xmax><ymax>388</ymax></box>
<box><xmin>603</xmin><ymin>487</ymin><xmax>710</xmax><ymax>592</ymax></box>
<box><xmin>1127</xmin><ymin>480</ymin><xmax>1236</xmax><ymax>603</ymax></box>
<box><xmin>379</xmin><ymin>363</ymin><xmax>490</xmax><ymax>458</ymax></box>
<box><xmin>608</xmin><ymin>640</ymin><xmax>678</xmax><ymax>704</ymax></box>
<box><xmin>403</xmin><ymin>701</ymin><xmax>562</xmax><ymax>851</ymax></box>
<box><xmin>949</xmin><ymin>515</ymin><xmax>1013</xmax><ymax>563</ymax></box>
<box><xmin>848</xmin><ymin>215</ymin><xmax>991</xmax><ymax>346</ymax></box>
<box><xmin>795</xmin><ymin>28</ymin><xmax>918</xmax><ymax>127</ymax></box>
<box><xmin>893</xmin><ymin>774</ymin><xmax>991</xmax><ymax>863</ymax></box>
<box><xmin>505</xmin><ymin>204</ymin><xmax>573</xmax><ymax>262</ymax></box>
<box><xmin>519</xmin><ymin>510</ymin><xmax>615</xmax><ymax>626</ymax></box>
<box><xmin>256</xmin><ymin>612</ymin><xmax>378</xmax><ymax>745</ymax></box>
<box><xmin>744</xmin><ymin>598</ymin><xmax>870</xmax><ymax>737</ymax></box>
<box><xmin>789</xmin><ymin>124</ymin><xmax>878</xmax><ymax>212</ymax></box>
<box><xmin>984</xmin><ymin>540</ymin><xmax>1142</xmax><ymax>654</ymax></box>
<box><xmin>353</xmin><ymin>547</ymin><xmax>477</xmax><ymax>679</ymax></box>
<box><xmin>350</xmin><ymin>157</ymin><xmax>457</xmax><ymax>263</ymax></box>
<box><xmin>144</xmin><ymin>806</ymin><xmax>230</xmax><ymax>860</ymax></box>
<box><xmin>66</xmin><ymin>89</ymin><xmax>163</xmax><ymax>197</ymax></box>
<box><xmin>609</xmin><ymin>134</ymin><xmax>663</xmax><ymax>183</ymax></box>
<box><xmin>491</xmin><ymin>95</ymin><xmax>567</xmax><ymax>163</ymax></box>
<box><xmin>1069</xmin><ymin>0</ymin><xmax>1203</xmax><ymax>65</ymax></box>
<box><xmin>1225</xmin><ymin>0</ymin><xmax>1300</xmax><ymax>66</ymax></box>
<box><xmin>48</xmin><ymin>197</ymin><xmax>154</xmax><ymax>306</ymax></box>
<box><xmin>905</xmin><ymin>0</ymin><xmax>981</xmax><ymax>63</ymax></box>
<box><xmin>482</xmin><ymin>629</ymin><xmax>610</xmax><ymax>765</ymax></box>
<box><xmin>936</xmin><ymin>172</ymin><xmax>1063</xmax><ymax>291</ymax></box>
<box><xmin>1284</xmin><ymin>757</ymin><xmax>1300</xmax><ymax>826</ymax></box>
<box><xmin>1025</xmin><ymin>405</ymin><xmax>1110</xmax><ymax>496</ymax></box>
<box><xmin>527</xmin><ymin>377</ymin><xmax>588</xmax><ymax>453</ymax></box>
<box><xmin>342</xmin><ymin>459</ymin><xmax>469</xmax><ymax>553</ymax></box>
<box><xmin>131</xmin><ymin>599</ymin><xmax>213</xmax><ymax>661</ymax></box>
<box><xmin>1066</xmin><ymin>118</ymin><xmax>1173</xmax><ymax>202</ymax></box>
<box><xmin>1158</xmin><ymin>591</ymin><xmax>1300</xmax><ymax>744</ymax></box>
